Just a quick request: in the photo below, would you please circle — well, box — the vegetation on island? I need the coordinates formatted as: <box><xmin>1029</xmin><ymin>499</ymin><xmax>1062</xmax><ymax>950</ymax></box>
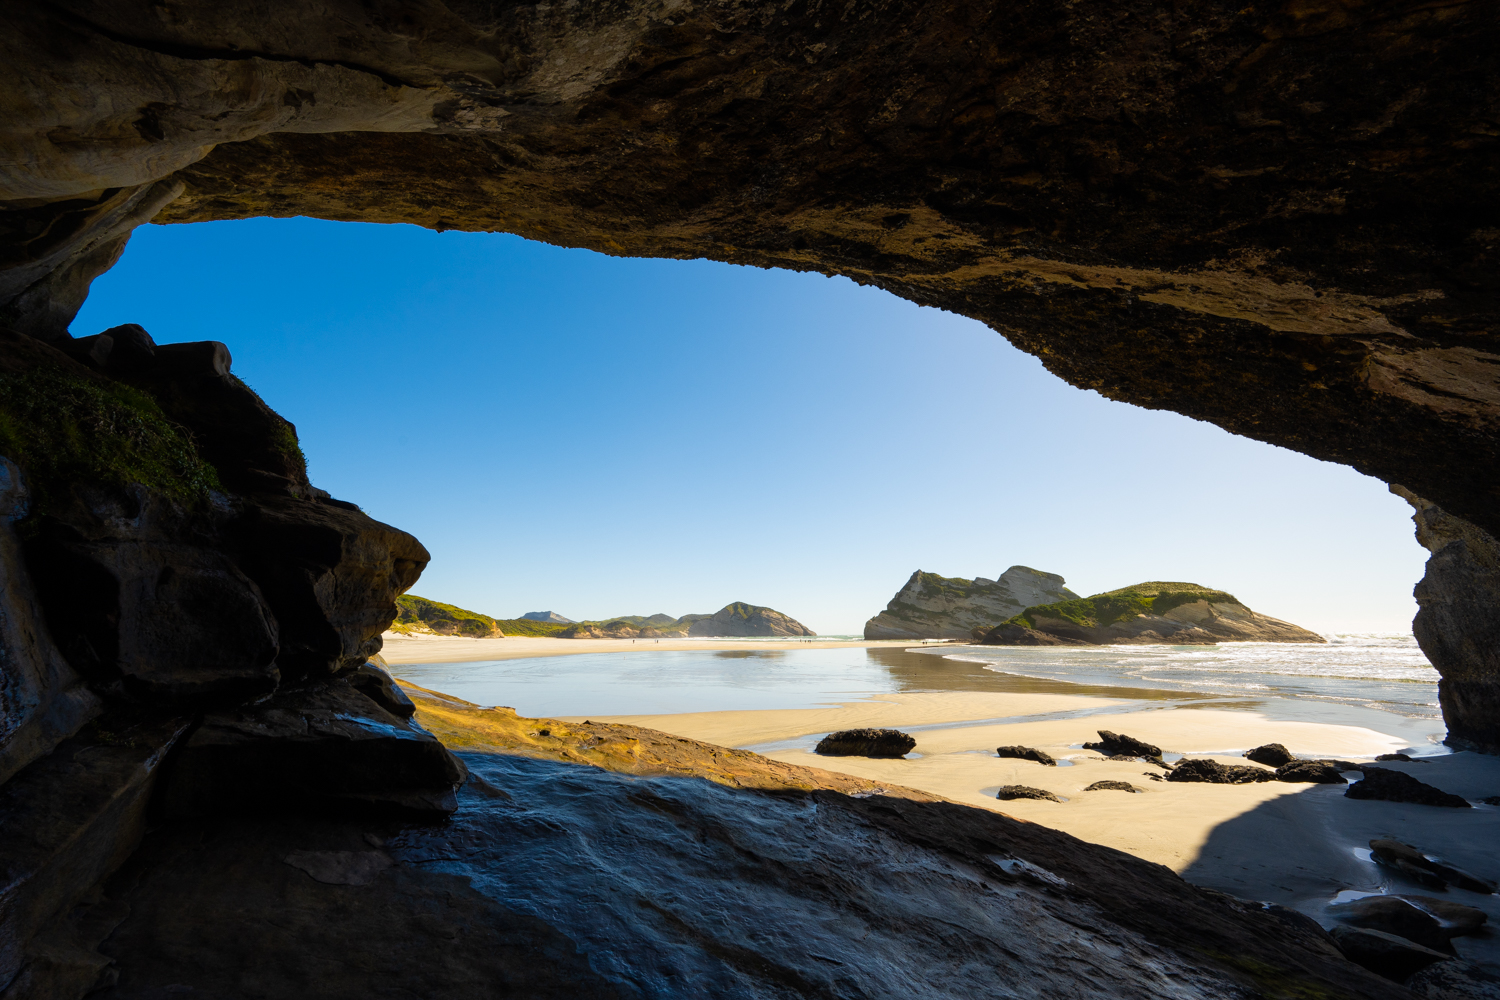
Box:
<box><xmin>1006</xmin><ymin>582</ymin><xmax>1240</xmax><ymax>630</ymax></box>
<box><xmin>0</xmin><ymin>365</ymin><xmax>222</xmax><ymax>510</ymax></box>
<box><xmin>392</xmin><ymin>596</ymin><xmax>714</xmax><ymax>638</ymax></box>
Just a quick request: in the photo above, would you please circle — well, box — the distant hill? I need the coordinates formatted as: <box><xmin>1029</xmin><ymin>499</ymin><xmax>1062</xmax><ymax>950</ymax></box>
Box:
<box><xmin>520</xmin><ymin>611</ymin><xmax>575</xmax><ymax>624</ymax></box>
<box><xmin>390</xmin><ymin>597</ymin><xmax>814</xmax><ymax>640</ymax></box>
<box><xmin>978</xmin><ymin>581</ymin><xmax>1325</xmax><ymax>646</ymax></box>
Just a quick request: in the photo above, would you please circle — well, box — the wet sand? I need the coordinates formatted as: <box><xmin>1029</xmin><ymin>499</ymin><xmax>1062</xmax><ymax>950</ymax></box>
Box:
<box><xmin>379</xmin><ymin>633</ymin><xmax>922</xmax><ymax>664</ymax></box>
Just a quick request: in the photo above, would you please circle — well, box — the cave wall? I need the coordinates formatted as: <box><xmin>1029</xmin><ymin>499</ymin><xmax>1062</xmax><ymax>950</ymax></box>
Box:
<box><xmin>1</xmin><ymin>2</ymin><xmax>1499</xmax><ymax>991</ymax></box>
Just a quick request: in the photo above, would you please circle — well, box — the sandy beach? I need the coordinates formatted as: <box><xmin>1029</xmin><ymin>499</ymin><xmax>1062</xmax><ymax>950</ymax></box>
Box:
<box><xmin>379</xmin><ymin>632</ymin><xmax>922</xmax><ymax>664</ymax></box>
<box><xmin>386</xmin><ymin>637</ymin><xmax>1500</xmax><ymax>965</ymax></box>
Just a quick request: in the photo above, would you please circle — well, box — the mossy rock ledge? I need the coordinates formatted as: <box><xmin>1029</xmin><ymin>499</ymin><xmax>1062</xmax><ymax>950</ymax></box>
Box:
<box><xmin>978</xmin><ymin>582</ymin><xmax>1325</xmax><ymax>646</ymax></box>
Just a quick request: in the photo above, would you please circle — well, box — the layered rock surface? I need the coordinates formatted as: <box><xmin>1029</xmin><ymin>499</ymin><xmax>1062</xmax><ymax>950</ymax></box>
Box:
<box><xmin>865</xmin><ymin>567</ymin><xmax>1077</xmax><ymax>639</ymax></box>
<box><xmin>978</xmin><ymin>582</ymin><xmax>1325</xmax><ymax>646</ymax></box>
<box><xmin>687</xmin><ymin>602</ymin><xmax>814</xmax><ymax>637</ymax></box>
<box><xmin>34</xmin><ymin>682</ymin><xmax>1403</xmax><ymax>1000</ymax></box>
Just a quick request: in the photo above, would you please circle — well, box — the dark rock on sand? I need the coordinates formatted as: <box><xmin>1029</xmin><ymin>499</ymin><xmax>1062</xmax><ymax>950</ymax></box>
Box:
<box><xmin>1275</xmin><ymin>761</ymin><xmax>1348</xmax><ymax>784</ymax></box>
<box><xmin>1329</xmin><ymin>925</ymin><xmax>1450</xmax><ymax>981</ymax></box>
<box><xmin>1328</xmin><ymin>896</ymin><xmax>1454</xmax><ymax>953</ymax></box>
<box><xmin>814</xmin><ymin>729</ymin><xmax>915</xmax><ymax>758</ymax></box>
<box><xmin>1404</xmin><ymin>960</ymin><xmax>1500</xmax><ymax>1000</ymax></box>
<box><xmin>1167</xmin><ymin>759</ymin><xmax>1275</xmax><ymax>784</ymax></box>
<box><xmin>1244</xmin><ymin>743</ymin><xmax>1297</xmax><ymax>767</ymax></box>
<box><xmin>1348</xmin><ymin>768</ymin><xmax>1472</xmax><ymax>808</ymax></box>
<box><xmin>996</xmin><ymin>785</ymin><xmax>1062</xmax><ymax>802</ymax></box>
<box><xmin>996</xmin><ymin>746</ymin><xmax>1056</xmax><ymax>766</ymax></box>
<box><xmin>1083</xmin><ymin>731</ymin><xmax>1163</xmax><ymax>759</ymax></box>
<box><xmin>976</xmin><ymin>623</ymin><xmax>1088</xmax><ymax>646</ymax></box>
<box><xmin>1376</xmin><ymin>753</ymin><xmax>1427</xmax><ymax>763</ymax></box>
<box><xmin>1084</xmin><ymin>781</ymin><xmax>1141</xmax><ymax>793</ymax></box>
<box><xmin>1403</xmin><ymin>896</ymin><xmax>1490</xmax><ymax>937</ymax></box>
<box><xmin>1370</xmin><ymin>840</ymin><xmax>1499</xmax><ymax>895</ymax></box>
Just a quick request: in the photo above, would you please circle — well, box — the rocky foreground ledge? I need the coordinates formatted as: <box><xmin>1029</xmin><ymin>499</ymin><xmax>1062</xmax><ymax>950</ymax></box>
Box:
<box><xmin>6</xmin><ymin>681</ymin><xmax>1411</xmax><ymax>1000</ymax></box>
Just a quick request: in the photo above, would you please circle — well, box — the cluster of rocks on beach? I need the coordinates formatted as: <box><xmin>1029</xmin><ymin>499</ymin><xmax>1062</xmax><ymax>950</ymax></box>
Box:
<box><xmin>813</xmin><ymin>725</ymin><xmax>1500</xmax><ymax>989</ymax></box>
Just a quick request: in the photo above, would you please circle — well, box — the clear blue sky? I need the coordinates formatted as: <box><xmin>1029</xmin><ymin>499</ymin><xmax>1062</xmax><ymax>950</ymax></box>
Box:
<box><xmin>73</xmin><ymin>218</ymin><xmax>1427</xmax><ymax>635</ymax></box>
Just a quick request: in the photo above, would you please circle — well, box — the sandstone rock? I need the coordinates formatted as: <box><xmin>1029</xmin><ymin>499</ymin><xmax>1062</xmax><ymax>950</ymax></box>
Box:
<box><xmin>163</xmin><ymin>677</ymin><xmax>467</xmax><ymax>818</ymax></box>
<box><xmin>1244</xmin><ymin>743</ymin><xmax>1297</xmax><ymax>767</ymax></box>
<box><xmin>865</xmin><ymin>567</ymin><xmax>1076</xmax><ymax>640</ymax></box>
<box><xmin>1329</xmin><ymin>925</ymin><xmax>1451</xmax><ymax>982</ymax></box>
<box><xmin>349</xmin><ymin>659</ymin><xmax>415</xmax><ymax>720</ymax></box>
<box><xmin>1275</xmin><ymin>761</ymin><xmax>1348</xmax><ymax>784</ymax></box>
<box><xmin>1393</xmin><ymin>487</ymin><xmax>1500</xmax><ymax>756</ymax></box>
<box><xmin>0</xmin><ymin>458</ymin><xmax>101</xmax><ymax>784</ymax></box>
<box><xmin>996</xmin><ymin>785</ymin><xmax>1062</xmax><ymax>802</ymax></box>
<box><xmin>1082</xmin><ymin>731</ymin><xmax>1163</xmax><ymax>759</ymax></box>
<box><xmin>976</xmin><ymin>623</ymin><xmax>1089</xmax><ymax>646</ymax></box>
<box><xmin>814</xmin><ymin>729</ymin><xmax>915</xmax><ymax>758</ymax></box>
<box><xmin>1166</xmin><ymin>759</ymin><xmax>1275</xmax><ymax>784</ymax></box>
<box><xmin>996</xmin><ymin>746</ymin><xmax>1056</xmax><ymax>766</ymax></box>
<box><xmin>1328</xmin><ymin>896</ymin><xmax>1453</xmax><ymax>953</ymax></box>
<box><xmin>233</xmin><ymin>492</ymin><xmax>428</xmax><ymax>678</ymax></box>
<box><xmin>0</xmin><ymin>716</ymin><xmax>191</xmax><ymax>990</ymax></box>
<box><xmin>1369</xmin><ymin>840</ymin><xmax>1498</xmax><ymax>895</ymax></box>
<box><xmin>1404</xmin><ymin>960</ymin><xmax>1500</xmax><ymax>1000</ymax></box>
<box><xmin>1347</xmin><ymin>769</ymin><xmax>1471</xmax><ymax>809</ymax></box>
<box><xmin>1084</xmin><ymin>780</ymin><xmax>1140</xmax><ymax>793</ymax></box>
<box><xmin>688</xmin><ymin>602</ymin><xmax>813</xmax><ymax>637</ymax></box>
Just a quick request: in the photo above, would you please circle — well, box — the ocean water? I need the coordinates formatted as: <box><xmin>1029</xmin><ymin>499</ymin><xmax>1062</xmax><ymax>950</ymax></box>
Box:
<box><xmin>387</xmin><ymin>634</ymin><xmax>1445</xmax><ymax>750</ymax></box>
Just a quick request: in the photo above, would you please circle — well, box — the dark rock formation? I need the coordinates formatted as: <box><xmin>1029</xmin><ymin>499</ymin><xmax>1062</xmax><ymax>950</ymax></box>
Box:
<box><xmin>1404</xmin><ymin>961</ymin><xmax>1500</xmax><ymax>1000</ymax></box>
<box><xmin>1347</xmin><ymin>769</ymin><xmax>1472</xmax><ymax>808</ymax></box>
<box><xmin>688</xmin><ymin>602</ymin><xmax>814</xmax><ymax>637</ymax></box>
<box><xmin>1370</xmin><ymin>840</ymin><xmax>1498</xmax><ymax>895</ymax></box>
<box><xmin>1244</xmin><ymin>743</ymin><xmax>1297</xmax><ymax>767</ymax></box>
<box><xmin>1083</xmin><ymin>731</ymin><xmax>1163</xmax><ymax>759</ymax></box>
<box><xmin>1167</xmin><ymin>759</ymin><xmax>1275</xmax><ymax>784</ymax></box>
<box><xmin>865</xmin><ymin>567</ymin><xmax>1076</xmax><ymax>640</ymax></box>
<box><xmin>1328</xmin><ymin>896</ymin><xmax>1455</xmax><ymax>954</ymax></box>
<box><xmin>1329</xmin><ymin>926</ymin><xmax>1450</xmax><ymax>982</ymax></box>
<box><xmin>1084</xmin><ymin>780</ymin><xmax>1141</xmax><ymax>793</ymax></box>
<box><xmin>163</xmin><ymin>676</ymin><xmax>466</xmax><ymax>819</ymax></box>
<box><xmin>1274</xmin><ymin>761</ymin><xmax>1348</xmax><ymax>784</ymax></box>
<box><xmin>996</xmin><ymin>745</ymin><xmax>1056</xmax><ymax>766</ymax></box>
<box><xmin>975</xmin><ymin>623</ymin><xmax>1087</xmax><ymax>646</ymax></box>
<box><xmin>996</xmin><ymin>785</ymin><xmax>1062</xmax><ymax>802</ymax></box>
<box><xmin>815</xmin><ymin>728</ymin><xmax>915</xmax><ymax>758</ymax></box>
<box><xmin>1393</xmin><ymin>487</ymin><xmax>1500</xmax><ymax>756</ymax></box>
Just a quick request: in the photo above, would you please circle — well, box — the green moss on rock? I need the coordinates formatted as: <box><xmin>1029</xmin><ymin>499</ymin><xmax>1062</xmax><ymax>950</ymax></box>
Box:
<box><xmin>0</xmin><ymin>365</ymin><xmax>222</xmax><ymax>509</ymax></box>
<box><xmin>1009</xmin><ymin>582</ymin><xmax>1241</xmax><ymax>629</ymax></box>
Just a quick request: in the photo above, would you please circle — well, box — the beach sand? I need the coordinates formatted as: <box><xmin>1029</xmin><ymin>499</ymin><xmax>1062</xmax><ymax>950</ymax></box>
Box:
<box><xmin>379</xmin><ymin>633</ymin><xmax>921</xmax><ymax>664</ymax></box>
<box><xmin>583</xmin><ymin>693</ymin><xmax>1500</xmax><ymax>966</ymax></box>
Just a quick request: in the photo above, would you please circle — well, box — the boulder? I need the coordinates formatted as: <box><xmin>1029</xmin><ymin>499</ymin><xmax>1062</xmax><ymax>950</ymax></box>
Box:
<box><xmin>163</xmin><ymin>677</ymin><xmax>467</xmax><ymax>818</ymax></box>
<box><xmin>996</xmin><ymin>785</ymin><xmax>1062</xmax><ymax>802</ymax></box>
<box><xmin>1084</xmin><ymin>781</ymin><xmax>1141</xmax><ymax>793</ymax></box>
<box><xmin>814</xmin><ymin>729</ymin><xmax>915</xmax><ymax>758</ymax></box>
<box><xmin>1369</xmin><ymin>840</ymin><xmax>1498</xmax><ymax>894</ymax></box>
<box><xmin>1244</xmin><ymin>743</ymin><xmax>1296</xmax><ymax>767</ymax></box>
<box><xmin>1166</xmin><ymin>759</ymin><xmax>1275</xmax><ymax>784</ymax></box>
<box><xmin>1082</xmin><ymin>731</ymin><xmax>1163</xmax><ymax>759</ymax></box>
<box><xmin>1376</xmin><ymin>753</ymin><xmax>1426</xmax><ymax>763</ymax></box>
<box><xmin>1274</xmin><ymin>761</ymin><xmax>1348</xmax><ymax>784</ymax></box>
<box><xmin>1328</xmin><ymin>896</ymin><xmax>1452</xmax><ymax>953</ymax></box>
<box><xmin>349</xmin><ymin>659</ymin><xmax>415</xmax><ymax>719</ymax></box>
<box><xmin>1347</xmin><ymin>769</ymin><xmax>1471</xmax><ymax>808</ymax></box>
<box><xmin>1404</xmin><ymin>960</ymin><xmax>1500</xmax><ymax>1000</ymax></box>
<box><xmin>1400</xmin><ymin>896</ymin><xmax>1489</xmax><ymax>938</ymax></box>
<box><xmin>1329</xmin><ymin>925</ymin><xmax>1451</xmax><ymax>982</ymax></box>
<box><xmin>996</xmin><ymin>746</ymin><xmax>1056</xmax><ymax>766</ymax></box>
